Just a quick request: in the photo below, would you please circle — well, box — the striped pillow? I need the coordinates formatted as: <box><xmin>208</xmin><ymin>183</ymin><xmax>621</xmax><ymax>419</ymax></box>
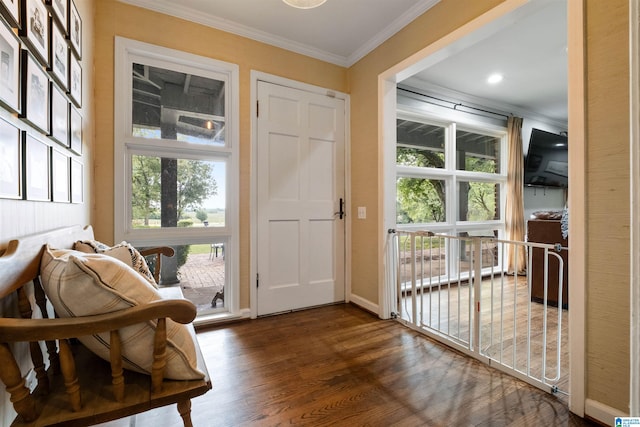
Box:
<box><xmin>40</xmin><ymin>246</ymin><xmax>204</xmax><ymax>380</ymax></box>
<box><xmin>74</xmin><ymin>240</ymin><xmax>157</xmax><ymax>287</ymax></box>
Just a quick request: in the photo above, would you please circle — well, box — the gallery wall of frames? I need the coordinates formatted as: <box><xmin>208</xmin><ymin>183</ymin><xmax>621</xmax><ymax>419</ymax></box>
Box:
<box><xmin>0</xmin><ymin>0</ymin><xmax>83</xmax><ymax>204</ymax></box>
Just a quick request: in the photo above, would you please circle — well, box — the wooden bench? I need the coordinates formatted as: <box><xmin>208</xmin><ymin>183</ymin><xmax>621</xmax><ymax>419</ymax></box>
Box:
<box><xmin>0</xmin><ymin>225</ymin><xmax>211</xmax><ymax>426</ymax></box>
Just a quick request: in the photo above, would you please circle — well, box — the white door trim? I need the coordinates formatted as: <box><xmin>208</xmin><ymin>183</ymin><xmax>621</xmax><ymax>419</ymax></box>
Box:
<box><xmin>378</xmin><ymin>0</ymin><xmax>586</xmax><ymax>416</ymax></box>
<box><xmin>249</xmin><ymin>71</ymin><xmax>351</xmax><ymax>319</ymax></box>
<box><xmin>630</xmin><ymin>0</ymin><xmax>640</xmax><ymax>416</ymax></box>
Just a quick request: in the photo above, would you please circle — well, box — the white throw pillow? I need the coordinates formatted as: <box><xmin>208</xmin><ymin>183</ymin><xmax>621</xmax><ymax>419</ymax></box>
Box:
<box><xmin>40</xmin><ymin>246</ymin><xmax>204</xmax><ymax>380</ymax></box>
<box><xmin>74</xmin><ymin>240</ymin><xmax>157</xmax><ymax>287</ymax></box>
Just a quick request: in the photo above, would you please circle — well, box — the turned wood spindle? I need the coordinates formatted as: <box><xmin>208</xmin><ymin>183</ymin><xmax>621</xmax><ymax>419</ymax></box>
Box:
<box><xmin>110</xmin><ymin>330</ymin><xmax>125</xmax><ymax>402</ymax></box>
<box><xmin>151</xmin><ymin>318</ymin><xmax>167</xmax><ymax>394</ymax></box>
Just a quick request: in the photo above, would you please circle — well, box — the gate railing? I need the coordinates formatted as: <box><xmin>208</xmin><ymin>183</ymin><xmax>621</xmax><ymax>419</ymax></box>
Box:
<box><xmin>390</xmin><ymin>229</ymin><xmax>567</xmax><ymax>395</ymax></box>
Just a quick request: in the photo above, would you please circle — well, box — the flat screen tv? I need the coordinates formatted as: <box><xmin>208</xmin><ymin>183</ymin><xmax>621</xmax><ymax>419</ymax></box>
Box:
<box><xmin>524</xmin><ymin>128</ymin><xmax>568</xmax><ymax>188</ymax></box>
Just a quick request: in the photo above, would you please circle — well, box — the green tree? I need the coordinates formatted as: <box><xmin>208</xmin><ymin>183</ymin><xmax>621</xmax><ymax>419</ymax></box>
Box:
<box><xmin>131</xmin><ymin>157</ymin><xmax>218</xmax><ymax>227</ymax></box>
<box><xmin>196</xmin><ymin>209</ymin><xmax>209</xmax><ymax>223</ymax></box>
<box><xmin>132</xmin><ymin>156</ymin><xmax>161</xmax><ymax>226</ymax></box>
<box><xmin>464</xmin><ymin>156</ymin><xmax>498</xmax><ymax>221</ymax></box>
<box><xmin>176</xmin><ymin>160</ymin><xmax>217</xmax><ymax>220</ymax></box>
<box><xmin>397</xmin><ymin>177</ymin><xmax>445</xmax><ymax>224</ymax></box>
<box><xmin>396</xmin><ymin>147</ymin><xmax>445</xmax><ymax>224</ymax></box>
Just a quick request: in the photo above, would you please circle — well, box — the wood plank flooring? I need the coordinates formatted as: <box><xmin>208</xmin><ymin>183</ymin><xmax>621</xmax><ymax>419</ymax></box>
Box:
<box><xmin>400</xmin><ymin>275</ymin><xmax>570</xmax><ymax>398</ymax></box>
<box><xmin>99</xmin><ymin>303</ymin><xmax>598</xmax><ymax>427</ymax></box>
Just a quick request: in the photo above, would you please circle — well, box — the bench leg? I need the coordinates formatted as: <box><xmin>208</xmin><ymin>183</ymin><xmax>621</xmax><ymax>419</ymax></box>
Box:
<box><xmin>177</xmin><ymin>400</ymin><xmax>193</xmax><ymax>427</ymax></box>
<box><xmin>0</xmin><ymin>343</ymin><xmax>37</xmax><ymax>422</ymax></box>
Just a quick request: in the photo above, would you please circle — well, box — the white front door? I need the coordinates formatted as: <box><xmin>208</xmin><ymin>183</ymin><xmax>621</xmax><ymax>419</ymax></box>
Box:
<box><xmin>256</xmin><ymin>81</ymin><xmax>345</xmax><ymax>316</ymax></box>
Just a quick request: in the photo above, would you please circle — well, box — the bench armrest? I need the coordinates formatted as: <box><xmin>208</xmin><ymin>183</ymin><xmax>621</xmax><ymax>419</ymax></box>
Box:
<box><xmin>139</xmin><ymin>246</ymin><xmax>175</xmax><ymax>283</ymax></box>
<box><xmin>0</xmin><ymin>298</ymin><xmax>196</xmax><ymax>342</ymax></box>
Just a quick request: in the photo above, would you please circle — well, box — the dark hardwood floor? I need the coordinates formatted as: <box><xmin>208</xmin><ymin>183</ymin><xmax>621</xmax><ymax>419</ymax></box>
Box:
<box><xmin>100</xmin><ymin>303</ymin><xmax>599</xmax><ymax>427</ymax></box>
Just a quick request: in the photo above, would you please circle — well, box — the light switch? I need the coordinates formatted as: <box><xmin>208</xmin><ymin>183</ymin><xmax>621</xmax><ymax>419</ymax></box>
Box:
<box><xmin>357</xmin><ymin>206</ymin><xmax>366</xmax><ymax>219</ymax></box>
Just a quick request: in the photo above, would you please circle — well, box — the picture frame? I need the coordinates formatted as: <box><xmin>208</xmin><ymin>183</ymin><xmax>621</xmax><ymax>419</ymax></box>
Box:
<box><xmin>20</xmin><ymin>49</ymin><xmax>49</xmax><ymax>133</ymax></box>
<box><xmin>48</xmin><ymin>16</ymin><xmax>67</xmax><ymax>89</ymax></box>
<box><xmin>20</xmin><ymin>0</ymin><xmax>49</xmax><ymax>67</ymax></box>
<box><xmin>49</xmin><ymin>81</ymin><xmax>67</xmax><ymax>146</ymax></box>
<box><xmin>45</xmin><ymin>0</ymin><xmax>66</xmax><ymax>34</ymax></box>
<box><xmin>0</xmin><ymin>17</ymin><xmax>20</xmax><ymax>113</ymax></box>
<box><xmin>70</xmin><ymin>157</ymin><xmax>81</xmax><ymax>203</ymax></box>
<box><xmin>69</xmin><ymin>102</ymin><xmax>80</xmax><ymax>153</ymax></box>
<box><xmin>0</xmin><ymin>0</ymin><xmax>20</xmax><ymax>29</ymax></box>
<box><xmin>51</xmin><ymin>147</ymin><xmax>69</xmax><ymax>202</ymax></box>
<box><xmin>0</xmin><ymin>117</ymin><xmax>21</xmax><ymax>199</ymax></box>
<box><xmin>67</xmin><ymin>0</ymin><xmax>79</xmax><ymax>58</ymax></box>
<box><xmin>68</xmin><ymin>51</ymin><xmax>79</xmax><ymax>106</ymax></box>
<box><xmin>23</xmin><ymin>131</ymin><xmax>50</xmax><ymax>201</ymax></box>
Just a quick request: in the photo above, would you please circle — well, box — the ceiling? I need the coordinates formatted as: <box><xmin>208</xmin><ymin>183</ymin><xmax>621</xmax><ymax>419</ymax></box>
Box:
<box><xmin>119</xmin><ymin>0</ymin><xmax>568</xmax><ymax>124</ymax></box>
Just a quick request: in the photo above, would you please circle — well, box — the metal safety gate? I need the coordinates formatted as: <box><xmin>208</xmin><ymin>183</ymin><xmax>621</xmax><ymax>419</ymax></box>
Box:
<box><xmin>388</xmin><ymin>230</ymin><xmax>568</xmax><ymax>397</ymax></box>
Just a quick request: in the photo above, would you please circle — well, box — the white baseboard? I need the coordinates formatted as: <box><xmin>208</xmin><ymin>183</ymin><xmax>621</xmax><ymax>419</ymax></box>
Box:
<box><xmin>194</xmin><ymin>308</ymin><xmax>251</xmax><ymax>327</ymax></box>
<box><xmin>585</xmin><ymin>398</ymin><xmax>628</xmax><ymax>425</ymax></box>
<box><xmin>349</xmin><ymin>293</ymin><xmax>380</xmax><ymax>317</ymax></box>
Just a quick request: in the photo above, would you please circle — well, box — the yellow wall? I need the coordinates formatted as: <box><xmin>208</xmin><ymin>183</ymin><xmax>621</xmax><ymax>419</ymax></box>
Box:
<box><xmin>584</xmin><ymin>0</ymin><xmax>630</xmax><ymax>412</ymax></box>
<box><xmin>347</xmin><ymin>0</ymin><xmax>505</xmax><ymax>304</ymax></box>
<box><xmin>92</xmin><ymin>0</ymin><xmax>347</xmax><ymax>308</ymax></box>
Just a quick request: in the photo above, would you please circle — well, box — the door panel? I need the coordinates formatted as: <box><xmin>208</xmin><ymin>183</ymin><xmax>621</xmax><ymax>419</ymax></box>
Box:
<box><xmin>257</xmin><ymin>81</ymin><xmax>345</xmax><ymax>316</ymax></box>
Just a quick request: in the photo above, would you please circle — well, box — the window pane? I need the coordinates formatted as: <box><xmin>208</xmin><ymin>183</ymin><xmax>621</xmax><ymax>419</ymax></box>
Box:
<box><xmin>131</xmin><ymin>155</ymin><xmax>226</xmax><ymax>228</ymax></box>
<box><xmin>456</xmin><ymin>130</ymin><xmax>500</xmax><ymax>173</ymax></box>
<box><xmin>397</xmin><ymin>233</ymin><xmax>449</xmax><ymax>283</ymax></box>
<box><xmin>457</xmin><ymin>181</ymin><xmax>500</xmax><ymax>221</ymax></box>
<box><xmin>132</xmin><ymin>63</ymin><xmax>226</xmax><ymax>146</ymax></box>
<box><xmin>457</xmin><ymin>230</ymin><xmax>499</xmax><ymax>269</ymax></box>
<box><xmin>396</xmin><ymin>177</ymin><xmax>446</xmax><ymax>224</ymax></box>
<box><xmin>140</xmin><ymin>243</ymin><xmax>226</xmax><ymax>312</ymax></box>
<box><xmin>396</xmin><ymin>120</ymin><xmax>445</xmax><ymax>168</ymax></box>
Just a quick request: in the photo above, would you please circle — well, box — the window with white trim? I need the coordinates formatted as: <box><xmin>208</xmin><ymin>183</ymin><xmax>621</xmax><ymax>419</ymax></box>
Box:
<box><xmin>396</xmin><ymin>108</ymin><xmax>507</xmax><ymax>275</ymax></box>
<box><xmin>114</xmin><ymin>37</ymin><xmax>239</xmax><ymax>321</ymax></box>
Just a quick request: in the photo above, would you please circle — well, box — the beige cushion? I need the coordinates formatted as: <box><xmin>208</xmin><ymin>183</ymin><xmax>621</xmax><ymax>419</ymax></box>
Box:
<box><xmin>40</xmin><ymin>246</ymin><xmax>204</xmax><ymax>380</ymax></box>
<box><xmin>74</xmin><ymin>240</ymin><xmax>157</xmax><ymax>287</ymax></box>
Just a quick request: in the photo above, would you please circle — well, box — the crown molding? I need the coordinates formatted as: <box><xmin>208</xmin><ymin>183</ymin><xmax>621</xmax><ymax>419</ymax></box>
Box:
<box><xmin>118</xmin><ymin>0</ymin><xmax>348</xmax><ymax>66</ymax></box>
<box><xmin>117</xmin><ymin>0</ymin><xmax>439</xmax><ymax>68</ymax></box>
<box><xmin>347</xmin><ymin>0</ymin><xmax>440</xmax><ymax>66</ymax></box>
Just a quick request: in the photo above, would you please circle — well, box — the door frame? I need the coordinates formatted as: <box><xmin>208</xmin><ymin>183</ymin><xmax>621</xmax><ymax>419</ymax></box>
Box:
<box><xmin>378</xmin><ymin>0</ymin><xmax>586</xmax><ymax>416</ymax></box>
<box><xmin>249</xmin><ymin>71</ymin><xmax>351</xmax><ymax>319</ymax></box>
<box><xmin>630</xmin><ymin>0</ymin><xmax>640</xmax><ymax>416</ymax></box>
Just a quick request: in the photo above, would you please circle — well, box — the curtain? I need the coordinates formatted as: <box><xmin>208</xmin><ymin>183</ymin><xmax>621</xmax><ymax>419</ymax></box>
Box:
<box><xmin>505</xmin><ymin>116</ymin><xmax>526</xmax><ymax>274</ymax></box>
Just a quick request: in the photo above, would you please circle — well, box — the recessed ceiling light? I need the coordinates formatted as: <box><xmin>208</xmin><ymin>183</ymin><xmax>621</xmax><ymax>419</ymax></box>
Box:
<box><xmin>487</xmin><ymin>73</ymin><xmax>504</xmax><ymax>85</ymax></box>
<box><xmin>283</xmin><ymin>0</ymin><xmax>327</xmax><ymax>9</ymax></box>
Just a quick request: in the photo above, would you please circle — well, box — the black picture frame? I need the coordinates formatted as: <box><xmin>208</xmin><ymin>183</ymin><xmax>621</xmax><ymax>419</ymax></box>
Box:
<box><xmin>48</xmin><ymin>15</ymin><xmax>67</xmax><ymax>89</ymax></box>
<box><xmin>23</xmin><ymin>131</ymin><xmax>50</xmax><ymax>201</ymax></box>
<box><xmin>69</xmin><ymin>101</ymin><xmax>80</xmax><ymax>153</ymax></box>
<box><xmin>0</xmin><ymin>116</ymin><xmax>21</xmax><ymax>199</ymax></box>
<box><xmin>67</xmin><ymin>0</ymin><xmax>79</xmax><ymax>58</ymax></box>
<box><xmin>20</xmin><ymin>0</ymin><xmax>49</xmax><ymax>67</ymax></box>
<box><xmin>20</xmin><ymin>49</ymin><xmax>49</xmax><ymax>133</ymax></box>
<box><xmin>0</xmin><ymin>0</ymin><xmax>20</xmax><ymax>29</ymax></box>
<box><xmin>49</xmin><ymin>80</ymin><xmax>67</xmax><ymax>146</ymax></box>
<box><xmin>68</xmin><ymin>50</ymin><xmax>79</xmax><ymax>106</ymax></box>
<box><xmin>45</xmin><ymin>0</ymin><xmax>66</xmax><ymax>35</ymax></box>
<box><xmin>51</xmin><ymin>146</ymin><xmax>69</xmax><ymax>202</ymax></box>
<box><xmin>70</xmin><ymin>156</ymin><xmax>81</xmax><ymax>203</ymax></box>
<box><xmin>0</xmin><ymin>17</ymin><xmax>20</xmax><ymax>113</ymax></box>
